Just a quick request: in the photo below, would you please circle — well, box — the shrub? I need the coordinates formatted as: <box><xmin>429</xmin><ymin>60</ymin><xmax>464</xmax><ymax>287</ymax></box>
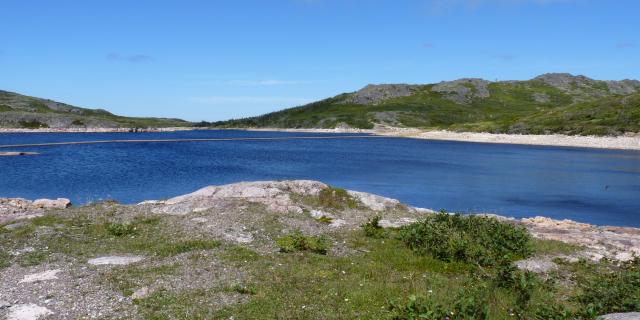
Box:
<box><xmin>276</xmin><ymin>231</ymin><xmax>331</xmax><ymax>255</ymax></box>
<box><xmin>107</xmin><ymin>223</ymin><xmax>137</xmax><ymax>237</ymax></box>
<box><xmin>390</xmin><ymin>283</ymin><xmax>489</xmax><ymax>320</ymax></box>
<box><xmin>398</xmin><ymin>212</ymin><xmax>531</xmax><ymax>266</ymax></box>
<box><xmin>574</xmin><ymin>257</ymin><xmax>640</xmax><ymax>317</ymax></box>
<box><xmin>19</xmin><ymin>120</ymin><xmax>49</xmax><ymax>129</ymax></box>
<box><xmin>318</xmin><ymin>186</ymin><xmax>358</xmax><ymax>209</ymax></box>
<box><xmin>0</xmin><ymin>250</ymin><xmax>12</xmax><ymax>269</ymax></box>
<box><xmin>361</xmin><ymin>215</ymin><xmax>386</xmax><ymax>238</ymax></box>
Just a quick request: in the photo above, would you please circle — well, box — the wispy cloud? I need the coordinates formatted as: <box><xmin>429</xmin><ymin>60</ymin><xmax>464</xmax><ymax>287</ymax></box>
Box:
<box><xmin>106</xmin><ymin>53</ymin><xmax>153</xmax><ymax>63</ymax></box>
<box><xmin>190</xmin><ymin>96</ymin><xmax>313</xmax><ymax>105</ymax></box>
<box><xmin>616</xmin><ymin>42</ymin><xmax>635</xmax><ymax>49</ymax></box>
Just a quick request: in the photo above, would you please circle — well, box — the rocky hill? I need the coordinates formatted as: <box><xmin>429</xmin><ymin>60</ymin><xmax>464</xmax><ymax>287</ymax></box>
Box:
<box><xmin>1</xmin><ymin>180</ymin><xmax>639</xmax><ymax>319</ymax></box>
<box><xmin>0</xmin><ymin>90</ymin><xmax>191</xmax><ymax>129</ymax></box>
<box><xmin>213</xmin><ymin>73</ymin><xmax>640</xmax><ymax>136</ymax></box>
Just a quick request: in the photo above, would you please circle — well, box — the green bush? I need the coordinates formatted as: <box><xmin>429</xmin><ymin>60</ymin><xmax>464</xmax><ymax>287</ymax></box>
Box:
<box><xmin>574</xmin><ymin>257</ymin><xmax>640</xmax><ymax>317</ymax></box>
<box><xmin>398</xmin><ymin>213</ymin><xmax>532</xmax><ymax>266</ymax></box>
<box><xmin>19</xmin><ymin>120</ymin><xmax>49</xmax><ymax>129</ymax></box>
<box><xmin>0</xmin><ymin>250</ymin><xmax>12</xmax><ymax>269</ymax></box>
<box><xmin>318</xmin><ymin>187</ymin><xmax>358</xmax><ymax>209</ymax></box>
<box><xmin>361</xmin><ymin>215</ymin><xmax>386</xmax><ymax>238</ymax></box>
<box><xmin>107</xmin><ymin>223</ymin><xmax>137</xmax><ymax>237</ymax></box>
<box><xmin>276</xmin><ymin>231</ymin><xmax>331</xmax><ymax>255</ymax></box>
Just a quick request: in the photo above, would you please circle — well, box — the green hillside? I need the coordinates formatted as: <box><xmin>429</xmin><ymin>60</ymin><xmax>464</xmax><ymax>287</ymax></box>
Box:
<box><xmin>213</xmin><ymin>73</ymin><xmax>640</xmax><ymax>136</ymax></box>
<box><xmin>0</xmin><ymin>90</ymin><xmax>191</xmax><ymax>129</ymax></box>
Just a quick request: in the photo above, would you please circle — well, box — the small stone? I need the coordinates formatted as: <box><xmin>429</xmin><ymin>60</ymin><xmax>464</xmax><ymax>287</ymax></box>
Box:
<box><xmin>131</xmin><ymin>287</ymin><xmax>150</xmax><ymax>300</ymax></box>
<box><xmin>0</xmin><ymin>300</ymin><xmax>11</xmax><ymax>309</ymax></box>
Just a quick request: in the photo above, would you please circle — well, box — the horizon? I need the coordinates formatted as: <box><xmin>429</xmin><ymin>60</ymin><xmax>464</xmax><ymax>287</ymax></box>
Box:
<box><xmin>1</xmin><ymin>0</ymin><xmax>638</xmax><ymax>122</ymax></box>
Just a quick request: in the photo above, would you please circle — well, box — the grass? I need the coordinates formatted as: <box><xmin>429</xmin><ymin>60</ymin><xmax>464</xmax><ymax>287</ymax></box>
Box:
<box><xmin>0</xmin><ymin>208</ymin><xmax>221</xmax><ymax>260</ymax></box>
<box><xmin>2</xmin><ymin>205</ymin><xmax>637</xmax><ymax>319</ymax></box>
<box><xmin>317</xmin><ymin>186</ymin><xmax>359</xmax><ymax>209</ymax></box>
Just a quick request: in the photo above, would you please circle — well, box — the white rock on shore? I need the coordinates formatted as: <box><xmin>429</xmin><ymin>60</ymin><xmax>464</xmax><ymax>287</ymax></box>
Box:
<box><xmin>0</xmin><ymin>197</ymin><xmax>72</xmax><ymax>224</ymax></box>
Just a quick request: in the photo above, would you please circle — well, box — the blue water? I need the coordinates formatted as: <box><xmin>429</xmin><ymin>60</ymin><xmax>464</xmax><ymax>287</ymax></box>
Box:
<box><xmin>1</xmin><ymin>130</ymin><xmax>639</xmax><ymax>227</ymax></box>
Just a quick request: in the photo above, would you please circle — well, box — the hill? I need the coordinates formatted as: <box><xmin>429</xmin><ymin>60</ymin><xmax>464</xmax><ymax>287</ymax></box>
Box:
<box><xmin>0</xmin><ymin>90</ymin><xmax>191</xmax><ymax>129</ymax></box>
<box><xmin>213</xmin><ymin>73</ymin><xmax>640</xmax><ymax>136</ymax></box>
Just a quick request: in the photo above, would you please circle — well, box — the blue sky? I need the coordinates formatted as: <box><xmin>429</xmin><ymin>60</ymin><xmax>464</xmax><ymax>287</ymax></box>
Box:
<box><xmin>1</xmin><ymin>0</ymin><xmax>638</xmax><ymax>121</ymax></box>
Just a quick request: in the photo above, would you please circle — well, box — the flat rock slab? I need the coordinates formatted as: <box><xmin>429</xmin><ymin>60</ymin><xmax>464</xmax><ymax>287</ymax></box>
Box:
<box><xmin>7</xmin><ymin>304</ymin><xmax>53</xmax><ymax>320</ymax></box>
<box><xmin>599</xmin><ymin>313</ymin><xmax>640</xmax><ymax>320</ymax></box>
<box><xmin>19</xmin><ymin>269</ymin><xmax>62</xmax><ymax>283</ymax></box>
<box><xmin>88</xmin><ymin>256</ymin><xmax>143</xmax><ymax>266</ymax></box>
<box><xmin>0</xmin><ymin>152</ymin><xmax>39</xmax><ymax>157</ymax></box>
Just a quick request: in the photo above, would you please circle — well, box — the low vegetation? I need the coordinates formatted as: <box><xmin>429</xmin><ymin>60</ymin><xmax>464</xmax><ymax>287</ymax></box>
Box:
<box><xmin>1</xmin><ymin>202</ymin><xmax>638</xmax><ymax>319</ymax></box>
<box><xmin>276</xmin><ymin>230</ymin><xmax>331</xmax><ymax>254</ymax></box>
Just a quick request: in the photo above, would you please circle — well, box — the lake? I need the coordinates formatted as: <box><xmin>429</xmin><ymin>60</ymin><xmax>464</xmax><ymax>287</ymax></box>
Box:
<box><xmin>1</xmin><ymin>130</ymin><xmax>638</xmax><ymax>227</ymax></box>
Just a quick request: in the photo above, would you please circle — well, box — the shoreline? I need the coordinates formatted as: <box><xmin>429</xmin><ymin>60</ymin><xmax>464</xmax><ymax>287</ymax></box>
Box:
<box><xmin>0</xmin><ymin>127</ymin><xmax>196</xmax><ymax>133</ymax></box>
<box><xmin>0</xmin><ymin>126</ymin><xmax>638</xmax><ymax>150</ymax></box>
<box><xmin>242</xmin><ymin>127</ymin><xmax>640</xmax><ymax>151</ymax></box>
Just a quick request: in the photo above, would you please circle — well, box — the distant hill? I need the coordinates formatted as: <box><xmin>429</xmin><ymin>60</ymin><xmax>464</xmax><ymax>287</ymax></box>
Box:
<box><xmin>213</xmin><ymin>73</ymin><xmax>640</xmax><ymax>136</ymax></box>
<box><xmin>0</xmin><ymin>90</ymin><xmax>191</xmax><ymax>129</ymax></box>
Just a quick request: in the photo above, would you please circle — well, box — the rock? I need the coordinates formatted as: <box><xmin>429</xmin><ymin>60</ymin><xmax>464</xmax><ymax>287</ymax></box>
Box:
<box><xmin>606</xmin><ymin>80</ymin><xmax>640</xmax><ymax>95</ymax></box>
<box><xmin>515</xmin><ymin>258</ymin><xmax>557</xmax><ymax>273</ymax></box>
<box><xmin>0</xmin><ymin>300</ymin><xmax>11</xmax><ymax>309</ymax></box>
<box><xmin>532</xmin><ymin>92</ymin><xmax>550</xmax><ymax>103</ymax></box>
<box><xmin>3</xmin><ymin>222</ymin><xmax>27</xmax><ymax>230</ymax></box>
<box><xmin>88</xmin><ymin>256</ymin><xmax>143</xmax><ymax>266</ymax></box>
<box><xmin>598</xmin><ymin>312</ymin><xmax>640</xmax><ymax>320</ymax></box>
<box><xmin>0</xmin><ymin>152</ymin><xmax>39</xmax><ymax>157</ymax></box>
<box><xmin>7</xmin><ymin>304</ymin><xmax>53</xmax><ymax>320</ymax></box>
<box><xmin>151</xmin><ymin>180</ymin><xmax>327</xmax><ymax>215</ymax></box>
<box><xmin>131</xmin><ymin>287</ymin><xmax>150</xmax><ymax>300</ymax></box>
<box><xmin>432</xmin><ymin>78</ymin><xmax>490</xmax><ymax>103</ymax></box>
<box><xmin>378</xmin><ymin>218</ymin><xmax>417</xmax><ymax>228</ymax></box>
<box><xmin>347</xmin><ymin>191</ymin><xmax>401</xmax><ymax>211</ymax></box>
<box><xmin>19</xmin><ymin>269</ymin><xmax>62</xmax><ymax>283</ymax></box>
<box><xmin>329</xmin><ymin>219</ymin><xmax>347</xmax><ymax>228</ymax></box>
<box><xmin>32</xmin><ymin>198</ymin><xmax>71</xmax><ymax>209</ymax></box>
<box><xmin>344</xmin><ymin>84</ymin><xmax>419</xmax><ymax>105</ymax></box>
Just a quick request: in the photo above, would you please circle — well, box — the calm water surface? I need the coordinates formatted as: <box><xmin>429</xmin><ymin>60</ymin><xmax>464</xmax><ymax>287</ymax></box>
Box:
<box><xmin>1</xmin><ymin>130</ymin><xmax>638</xmax><ymax>227</ymax></box>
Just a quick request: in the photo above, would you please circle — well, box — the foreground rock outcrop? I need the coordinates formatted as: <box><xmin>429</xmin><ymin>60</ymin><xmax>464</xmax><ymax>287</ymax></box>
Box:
<box><xmin>1</xmin><ymin>180</ymin><xmax>639</xmax><ymax>319</ymax></box>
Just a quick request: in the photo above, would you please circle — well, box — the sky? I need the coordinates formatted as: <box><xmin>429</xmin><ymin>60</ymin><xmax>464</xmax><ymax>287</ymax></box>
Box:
<box><xmin>0</xmin><ymin>0</ymin><xmax>638</xmax><ymax>121</ymax></box>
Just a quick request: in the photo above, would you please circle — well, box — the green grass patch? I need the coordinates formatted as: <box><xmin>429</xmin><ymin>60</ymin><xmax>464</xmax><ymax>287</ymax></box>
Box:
<box><xmin>318</xmin><ymin>186</ymin><xmax>359</xmax><ymax>209</ymax></box>
<box><xmin>276</xmin><ymin>230</ymin><xmax>331</xmax><ymax>255</ymax></box>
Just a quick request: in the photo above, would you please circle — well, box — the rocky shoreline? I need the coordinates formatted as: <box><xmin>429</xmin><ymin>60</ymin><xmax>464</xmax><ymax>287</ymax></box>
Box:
<box><xmin>0</xmin><ymin>127</ymin><xmax>195</xmax><ymax>133</ymax></box>
<box><xmin>1</xmin><ymin>126</ymin><xmax>638</xmax><ymax>150</ymax></box>
<box><xmin>244</xmin><ymin>126</ymin><xmax>640</xmax><ymax>150</ymax></box>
